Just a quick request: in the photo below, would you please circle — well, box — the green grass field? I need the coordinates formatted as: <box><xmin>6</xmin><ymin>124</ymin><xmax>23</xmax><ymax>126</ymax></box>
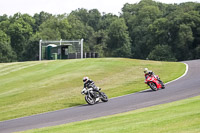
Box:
<box><xmin>0</xmin><ymin>58</ymin><xmax>186</xmax><ymax>121</ymax></box>
<box><xmin>19</xmin><ymin>95</ymin><xmax>200</xmax><ymax>133</ymax></box>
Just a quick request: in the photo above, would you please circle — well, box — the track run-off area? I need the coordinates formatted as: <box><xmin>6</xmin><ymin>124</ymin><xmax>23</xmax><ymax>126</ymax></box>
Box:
<box><xmin>0</xmin><ymin>59</ymin><xmax>200</xmax><ymax>133</ymax></box>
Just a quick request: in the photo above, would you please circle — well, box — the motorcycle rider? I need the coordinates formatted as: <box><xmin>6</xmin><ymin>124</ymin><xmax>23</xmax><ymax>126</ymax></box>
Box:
<box><xmin>144</xmin><ymin>68</ymin><xmax>164</xmax><ymax>87</ymax></box>
<box><xmin>83</xmin><ymin>77</ymin><xmax>100</xmax><ymax>97</ymax></box>
<box><xmin>144</xmin><ymin>68</ymin><xmax>154</xmax><ymax>80</ymax></box>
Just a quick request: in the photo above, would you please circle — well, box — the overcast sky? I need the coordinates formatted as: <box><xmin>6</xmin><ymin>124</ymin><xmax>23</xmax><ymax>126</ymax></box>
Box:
<box><xmin>0</xmin><ymin>0</ymin><xmax>199</xmax><ymax>16</ymax></box>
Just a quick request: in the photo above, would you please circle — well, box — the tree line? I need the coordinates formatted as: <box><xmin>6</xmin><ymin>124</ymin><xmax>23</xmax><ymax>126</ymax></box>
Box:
<box><xmin>0</xmin><ymin>0</ymin><xmax>200</xmax><ymax>63</ymax></box>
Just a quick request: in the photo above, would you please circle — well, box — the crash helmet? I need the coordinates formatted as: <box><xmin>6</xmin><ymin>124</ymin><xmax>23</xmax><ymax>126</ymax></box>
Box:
<box><xmin>83</xmin><ymin>77</ymin><xmax>89</xmax><ymax>83</ymax></box>
<box><xmin>144</xmin><ymin>68</ymin><xmax>148</xmax><ymax>74</ymax></box>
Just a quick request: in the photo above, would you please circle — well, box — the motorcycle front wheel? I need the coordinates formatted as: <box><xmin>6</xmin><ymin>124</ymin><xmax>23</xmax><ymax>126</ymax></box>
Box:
<box><xmin>85</xmin><ymin>95</ymin><xmax>95</xmax><ymax>105</ymax></box>
<box><xmin>149</xmin><ymin>82</ymin><xmax>158</xmax><ymax>91</ymax></box>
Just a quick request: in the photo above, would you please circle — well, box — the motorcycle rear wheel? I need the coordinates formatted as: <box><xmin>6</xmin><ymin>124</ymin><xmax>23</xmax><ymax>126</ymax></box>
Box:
<box><xmin>161</xmin><ymin>81</ymin><xmax>165</xmax><ymax>89</ymax></box>
<box><xmin>85</xmin><ymin>95</ymin><xmax>95</xmax><ymax>105</ymax></box>
<box><xmin>100</xmin><ymin>92</ymin><xmax>108</xmax><ymax>102</ymax></box>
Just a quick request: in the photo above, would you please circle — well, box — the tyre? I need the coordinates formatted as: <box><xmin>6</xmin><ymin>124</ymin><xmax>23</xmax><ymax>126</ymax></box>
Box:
<box><xmin>100</xmin><ymin>92</ymin><xmax>108</xmax><ymax>102</ymax></box>
<box><xmin>85</xmin><ymin>95</ymin><xmax>95</xmax><ymax>105</ymax></box>
<box><xmin>149</xmin><ymin>82</ymin><xmax>158</xmax><ymax>91</ymax></box>
<box><xmin>161</xmin><ymin>82</ymin><xmax>165</xmax><ymax>89</ymax></box>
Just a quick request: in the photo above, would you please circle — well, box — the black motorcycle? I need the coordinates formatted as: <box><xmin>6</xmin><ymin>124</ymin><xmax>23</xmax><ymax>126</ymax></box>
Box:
<box><xmin>81</xmin><ymin>87</ymin><xmax>108</xmax><ymax>105</ymax></box>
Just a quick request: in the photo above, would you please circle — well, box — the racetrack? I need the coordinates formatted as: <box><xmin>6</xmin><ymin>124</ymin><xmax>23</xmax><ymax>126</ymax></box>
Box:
<box><xmin>0</xmin><ymin>60</ymin><xmax>200</xmax><ymax>133</ymax></box>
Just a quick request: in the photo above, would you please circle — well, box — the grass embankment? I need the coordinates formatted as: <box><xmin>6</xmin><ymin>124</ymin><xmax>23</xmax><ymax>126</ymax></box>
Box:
<box><xmin>19</xmin><ymin>95</ymin><xmax>200</xmax><ymax>133</ymax></box>
<box><xmin>0</xmin><ymin>58</ymin><xmax>185</xmax><ymax>121</ymax></box>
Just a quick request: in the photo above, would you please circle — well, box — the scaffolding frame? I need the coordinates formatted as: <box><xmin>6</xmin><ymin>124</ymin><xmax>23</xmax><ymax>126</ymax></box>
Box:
<box><xmin>39</xmin><ymin>39</ymin><xmax>84</xmax><ymax>61</ymax></box>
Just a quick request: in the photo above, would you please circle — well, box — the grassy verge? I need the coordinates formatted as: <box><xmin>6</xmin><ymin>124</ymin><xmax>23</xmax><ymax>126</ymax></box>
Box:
<box><xmin>0</xmin><ymin>58</ymin><xmax>186</xmax><ymax>121</ymax></box>
<box><xmin>19</xmin><ymin>95</ymin><xmax>200</xmax><ymax>133</ymax></box>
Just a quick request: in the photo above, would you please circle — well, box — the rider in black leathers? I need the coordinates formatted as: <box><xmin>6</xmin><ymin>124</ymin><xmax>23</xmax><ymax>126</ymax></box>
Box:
<box><xmin>83</xmin><ymin>77</ymin><xmax>100</xmax><ymax>97</ymax></box>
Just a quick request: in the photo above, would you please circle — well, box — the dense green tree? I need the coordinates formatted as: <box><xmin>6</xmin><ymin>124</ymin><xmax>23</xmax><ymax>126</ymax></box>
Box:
<box><xmin>39</xmin><ymin>15</ymin><xmax>90</xmax><ymax>40</ymax></box>
<box><xmin>107</xmin><ymin>18</ymin><xmax>131</xmax><ymax>57</ymax></box>
<box><xmin>0</xmin><ymin>0</ymin><xmax>200</xmax><ymax>62</ymax></box>
<box><xmin>0</xmin><ymin>14</ymin><xmax>8</xmax><ymax>22</ymax></box>
<box><xmin>87</xmin><ymin>30</ymin><xmax>108</xmax><ymax>57</ymax></box>
<box><xmin>82</xmin><ymin>26</ymin><xmax>96</xmax><ymax>53</ymax></box>
<box><xmin>148</xmin><ymin>18</ymin><xmax>170</xmax><ymax>46</ymax></box>
<box><xmin>88</xmin><ymin>9</ymin><xmax>101</xmax><ymax>31</ymax></box>
<box><xmin>166</xmin><ymin>7</ymin><xmax>200</xmax><ymax>60</ymax></box>
<box><xmin>58</xmin><ymin>18</ymin><xmax>72</xmax><ymax>39</ymax></box>
<box><xmin>99</xmin><ymin>13</ymin><xmax>118</xmax><ymax>30</ymax></box>
<box><xmin>67</xmin><ymin>14</ymin><xmax>88</xmax><ymax>40</ymax></box>
<box><xmin>23</xmin><ymin>33</ymin><xmax>40</xmax><ymax>61</ymax></box>
<box><xmin>67</xmin><ymin>13</ymin><xmax>96</xmax><ymax>51</ymax></box>
<box><xmin>176</xmin><ymin>24</ymin><xmax>194</xmax><ymax>60</ymax></box>
<box><xmin>0</xmin><ymin>19</ymin><xmax>10</xmax><ymax>33</ymax></box>
<box><xmin>148</xmin><ymin>17</ymin><xmax>172</xmax><ymax>59</ymax></box>
<box><xmin>0</xmin><ymin>41</ymin><xmax>17</xmax><ymax>63</ymax></box>
<box><xmin>70</xmin><ymin>8</ymin><xmax>89</xmax><ymax>25</ymax></box>
<box><xmin>0</xmin><ymin>30</ymin><xmax>16</xmax><ymax>62</ymax></box>
<box><xmin>122</xmin><ymin>0</ymin><xmax>200</xmax><ymax>61</ymax></box>
<box><xmin>147</xmin><ymin>45</ymin><xmax>177</xmax><ymax>61</ymax></box>
<box><xmin>0</xmin><ymin>30</ymin><xmax>10</xmax><ymax>43</ymax></box>
<box><xmin>7</xmin><ymin>13</ymin><xmax>33</xmax><ymax>60</ymax></box>
<box><xmin>122</xmin><ymin>0</ymin><xmax>162</xmax><ymax>59</ymax></box>
<box><xmin>33</xmin><ymin>11</ymin><xmax>53</xmax><ymax>32</ymax></box>
<box><xmin>38</xmin><ymin>16</ymin><xmax>63</xmax><ymax>40</ymax></box>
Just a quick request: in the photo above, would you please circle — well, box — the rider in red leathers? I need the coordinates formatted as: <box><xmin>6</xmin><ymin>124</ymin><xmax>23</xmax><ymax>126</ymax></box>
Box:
<box><xmin>144</xmin><ymin>68</ymin><xmax>164</xmax><ymax>88</ymax></box>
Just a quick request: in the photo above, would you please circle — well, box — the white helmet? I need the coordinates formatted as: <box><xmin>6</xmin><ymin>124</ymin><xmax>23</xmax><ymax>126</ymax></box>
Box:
<box><xmin>83</xmin><ymin>77</ymin><xmax>89</xmax><ymax>83</ymax></box>
<box><xmin>144</xmin><ymin>68</ymin><xmax>148</xmax><ymax>74</ymax></box>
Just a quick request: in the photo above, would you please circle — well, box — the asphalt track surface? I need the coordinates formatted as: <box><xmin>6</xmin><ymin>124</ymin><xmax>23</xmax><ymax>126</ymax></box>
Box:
<box><xmin>1</xmin><ymin>60</ymin><xmax>200</xmax><ymax>133</ymax></box>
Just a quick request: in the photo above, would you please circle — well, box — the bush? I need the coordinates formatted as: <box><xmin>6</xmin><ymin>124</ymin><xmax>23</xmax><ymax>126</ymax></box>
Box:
<box><xmin>147</xmin><ymin>45</ymin><xmax>177</xmax><ymax>61</ymax></box>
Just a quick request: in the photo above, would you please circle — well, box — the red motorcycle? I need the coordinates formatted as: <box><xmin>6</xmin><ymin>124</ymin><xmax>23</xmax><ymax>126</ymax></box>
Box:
<box><xmin>145</xmin><ymin>75</ymin><xmax>165</xmax><ymax>91</ymax></box>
